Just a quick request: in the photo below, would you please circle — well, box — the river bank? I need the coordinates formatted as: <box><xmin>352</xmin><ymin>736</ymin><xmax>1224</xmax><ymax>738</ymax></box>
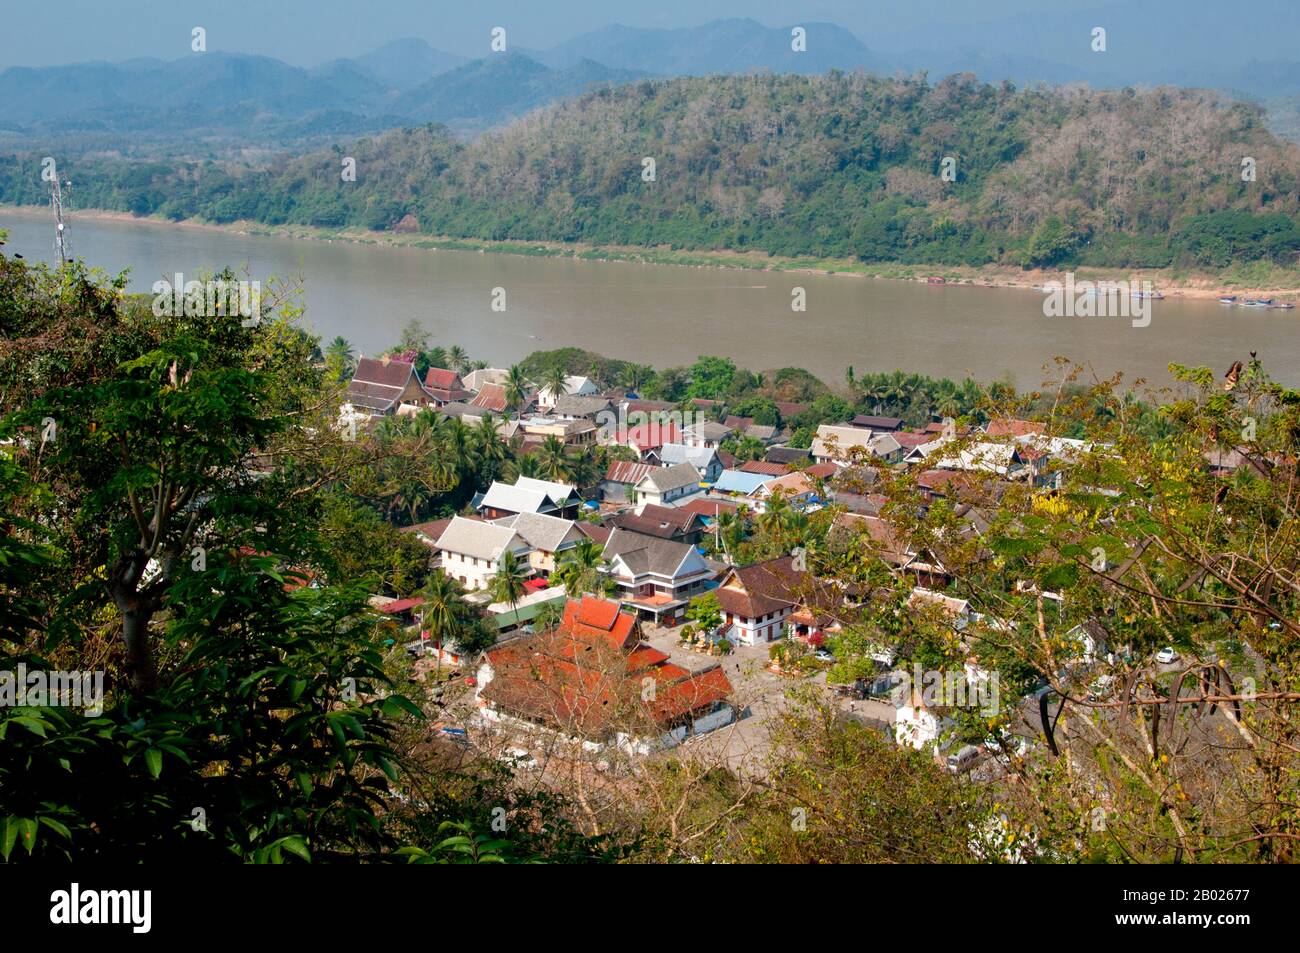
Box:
<box><xmin>4</xmin><ymin>204</ymin><xmax>1299</xmax><ymax>304</ymax></box>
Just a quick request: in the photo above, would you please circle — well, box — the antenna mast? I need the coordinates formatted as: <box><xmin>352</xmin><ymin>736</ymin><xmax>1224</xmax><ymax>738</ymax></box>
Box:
<box><xmin>50</xmin><ymin>174</ymin><xmax>71</xmax><ymax>265</ymax></box>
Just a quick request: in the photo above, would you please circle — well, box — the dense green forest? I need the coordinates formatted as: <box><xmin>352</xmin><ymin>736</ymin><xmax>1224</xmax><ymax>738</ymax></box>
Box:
<box><xmin>4</xmin><ymin>72</ymin><xmax>1300</xmax><ymax>269</ymax></box>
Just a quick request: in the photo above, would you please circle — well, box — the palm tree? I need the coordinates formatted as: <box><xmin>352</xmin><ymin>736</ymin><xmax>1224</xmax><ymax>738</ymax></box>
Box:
<box><xmin>513</xmin><ymin>453</ymin><xmax>543</xmax><ymax>480</ymax></box>
<box><xmin>324</xmin><ymin>336</ymin><xmax>355</xmax><ymax>381</ymax></box>
<box><xmin>426</xmin><ymin>345</ymin><xmax>449</xmax><ymax>372</ymax></box>
<box><xmin>392</xmin><ymin>478</ymin><xmax>432</xmax><ymax>525</ymax></box>
<box><xmin>542</xmin><ymin>362</ymin><xmax>570</xmax><ymax>407</ymax></box>
<box><xmin>536</xmin><ymin>435</ymin><xmax>570</xmax><ymax>482</ymax></box>
<box><xmin>439</xmin><ymin>417</ymin><xmax>474</xmax><ymax>478</ymax></box>
<box><xmin>504</xmin><ymin>365</ymin><xmax>531</xmax><ymax>417</ymax></box>
<box><xmin>420</xmin><ymin>572</ymin><xmax>469</xmax><ymax>674</ymax></box>
<box><xmin>448</xmin><ymin>345</ymin><xmax>469</xmax><ymax>375</ymax></box>
<box><xmin>473</xmin><ymin>413</ymin><xmax>508</xmax><ymax>479</ymax></box>
<box><xmin>490</xmin><ymin>550</ymin><xmax>530</xmax><ymax>621</ymax></box>
<box><xmin>758</xmin><ymin>491</ymin><xmax>793</xmax><ymax>541</ymax></box>
<box><xmin>566</xmin><ymin>446</ymin><xmax>601</xmax><ymax>491</ymax></box>
<box><xmin>553</xmin><ymin>537</ymin><xmax>609</xmax><ymax>597</ymax></box>
<box><xmin>621</xmin><ymin>363</ymin><xmax>653</xmax><ymax>394</ymax></box>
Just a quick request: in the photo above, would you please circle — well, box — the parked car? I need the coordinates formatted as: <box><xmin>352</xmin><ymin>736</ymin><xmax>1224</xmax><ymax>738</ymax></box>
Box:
<box><xmin>946</xmin><ymin>745</ymin><xmax>982</xmax><ymax>774</ymax></box>
<box><xmin>814</xmin><ymin>650</ymin><xmax>835</xmax><ymax>663</ymax></box>
<box><xmin>1155</xmin><ymin>646</ymin><xmax>1180</xmax><ymax>665</ymax></box>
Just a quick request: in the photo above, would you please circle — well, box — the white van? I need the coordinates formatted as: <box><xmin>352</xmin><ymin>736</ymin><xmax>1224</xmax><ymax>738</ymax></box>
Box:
<box><xmin>946</xmin><ymin>745</ymin><xmax>981</xmax><ymax>774</ymax></box>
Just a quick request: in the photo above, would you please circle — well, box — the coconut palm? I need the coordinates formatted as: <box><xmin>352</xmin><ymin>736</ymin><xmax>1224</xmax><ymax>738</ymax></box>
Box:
<box><xmin>512</xmin><ymin>453</ymin><xmax>543</xmax><ymax>480</ymax></box>
<box><xmin>324</xmin><ymin>336</ymin><xmax>355</xmax><ymax>380</ymax></box>
<box><xmin>536</xmin><ymin>435</ymin><xmax>570</xmax><ymax>482</ymax></box>
<box><xmin>420</xmin><ymin>572</ymin><xmax>470</xmax><ymax>674</ymax></box>
<box><xmin>758</xmin><ymin>491</ymin><xmax>794</xmax><ymax>541</ymax></box>
<box><xmin>473</xmin><ymin>413</ymin><xmax>509</xmax><ymax>478</ymax></box>
<box><xmin>566</xmin><ymin>446</ymin><xmax>601</xmax><ymax>491</ymax></box>
<box><xmin>504</xmin><ymin>364</ymin><xmax>532</xmax><ymax>417</ymax></box>
<box><xmin>447</xmin><ymin>345</ymin><xmax>469</xmax><ymax>375</ymax></box>
<box><xmin>542</xmin><ymin>362</ymin><xmax>570</xmax><ymax>406</ymax></box>
<box><xmin>552</xmin><ymin>537</ymin><xmax>609</xmax><ymax>597</ymax></box>
<box><xmin>490</xmin><ymin>550</ymin><xmax>530</xmax><ymax>620</ymax></box>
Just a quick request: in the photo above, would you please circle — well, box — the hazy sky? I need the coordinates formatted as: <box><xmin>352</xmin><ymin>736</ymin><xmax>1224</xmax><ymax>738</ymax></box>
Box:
<box><xmin>0</xmin><ymin>0</ymin><xmax>1114</xmax><ymax>66</ymax></box>
<box><xmin>0</xmin><ymin>0</ymin><xmax>1293</xmax><ymax>72</ymax></box>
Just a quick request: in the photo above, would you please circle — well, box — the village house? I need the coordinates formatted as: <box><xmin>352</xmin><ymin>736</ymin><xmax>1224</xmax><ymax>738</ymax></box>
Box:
<box><xmin>984</xmin><ymin>417</ymin><xmax>1046</xmax><ymax>439</ymax></box>
<box><xmin>462</xmin><ymin>367</ymin><xmax>510</xmax><ymax>392</ymax></box>
<box><xmin>600</xmin><ymin>460</ymin><xmax>659</xmax><ymax>503</ymax></box>
<box><xmin>657</xmin><ymin>443</ymin><xmax>724</xmax><ymax>482</ymax></box>
<box><xmin>469</xmin><ymin>382</ymin><xmax>511</xmax><ymax>414</ymax></box>
<box><xmin>606</xmin><ymin>503</ymin><xmax>708</xmax><ymax>546</ymax></box>
<box><xmin>810</xmin><ymin>424</ymin><xmax>876</xmax><ymax>465</ymax></box>
<box><xmin>632</xmin><ymin>462</ymin><xmax>704</xmax><ymax>507</ymax></box>
<box><xmin>714</xmin><ymin>555</ymin><xmax>810</xmax><ymax>645</ymax></box>
<box><xmin>933</xmin><ymin>442</ymin><xmax>1027</xmax><ymax>478</ymax></box>
<box><xmin>466</xmin><ymin>583</ymin><xmax>569</xmax><ymax>639</ymax></box>
<box><xmin>475</xmin><ymin>596</ymin><xmax>734</xmax><ymax>753</ymax></box>
<box><xmin>517</xmin><ymin>414</ymin><xmax>598</xmax><ymax>448</ymax></box>
<box><xmin>738</xmin><ymin>460</ymin><xmax>791</xmax><ymax>477</ymax></box>
<box><xmin>850</xmin><ymin>414</ymin><xmax>905</xmax><ymax>432</ymax></box>
<box><xmin>344</xmin><ymin>355</ymin><xmax>434</xmax><ymax>417</ymax></box>
<box><xmin>610</xmin><ymin>421</ymin><xmax>685</xmax><ymax>460</ymax></box>
<box><xmin>552</xmin><ymin>394</ymin><xmax>614</xmax><ymax>421</ymax></box>
<box><xmin>490</xmin><ymin>512</ymin><xmax>586</xmax><ymax>576</ymax></box>
<box><xmin>475</xmin><ymin>476</ymin><xmax>580</xmax><ymax>519</ymax></box>
<box><xmin>708</xmin><ymin>468</ymin><xmax>773</xmax><ymax>500</ymax></box>
<box><xmin>683</xmin><ymin>420</ymin><xmax>735</xmax><ymax>450</ymax></box>
<box><xmin>535</xmin><ymin>375</ymin><xmax>599</xmax><ymax>411</ymax></box>
<box><xmin>751</xmin><ymin>470</ymin><xmax>818</xmax><ymax>509</ymax></box>
<box><xmin>433</xmin><ymin>516</ymin><xmax>533</xmax><ymax>591</ymax></box>
<box><xmin>830</xmin><ymin>512</ymin><xmax>950</xmax><ymax>587</ymax></box>
<box><xmin>601</xmin><ymin>529</ymin><xmax>716</xmax><ymax>625</ymax></box>
<box><xmin>723</xmin><ymin>416</ymin><xmax>778</xmax><ymax>444</ymax></box>
<box><xmin>422</xmin><ymin>367</ymin><xmax>472</xmax><ymax>405</ymax></box>
<box><xmin>765</xmin><ymin>445</ymin><xmax>811</xmax><ymax>466</ymax></box>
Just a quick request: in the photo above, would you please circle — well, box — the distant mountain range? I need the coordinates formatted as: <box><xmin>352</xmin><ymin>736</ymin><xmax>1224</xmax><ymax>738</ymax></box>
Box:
<box><xmin>2</xmin><ymin>15</ymin><xmax>1299</xmax><ymax>152</ymax></box>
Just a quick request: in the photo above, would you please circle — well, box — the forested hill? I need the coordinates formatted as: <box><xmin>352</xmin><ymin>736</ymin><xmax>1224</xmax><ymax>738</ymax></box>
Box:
<box><xmin>5</xmin><ymin>72</ymin><xmax>1300</xmax><ymax>269</ymax></box>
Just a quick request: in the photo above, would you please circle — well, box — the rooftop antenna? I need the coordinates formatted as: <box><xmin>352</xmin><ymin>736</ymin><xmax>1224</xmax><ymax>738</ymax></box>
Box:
<box><xmin>51</xmin><ymin>174</ymin><xmax>71</xmax><ymax>265</ymax></box>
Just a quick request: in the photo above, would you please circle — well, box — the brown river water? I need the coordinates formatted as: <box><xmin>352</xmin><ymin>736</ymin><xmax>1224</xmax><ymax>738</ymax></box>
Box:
<box><xmin>4</xmin><ymin>206</ymin><xmax>1297</xmax><ymax>389</ymax></box>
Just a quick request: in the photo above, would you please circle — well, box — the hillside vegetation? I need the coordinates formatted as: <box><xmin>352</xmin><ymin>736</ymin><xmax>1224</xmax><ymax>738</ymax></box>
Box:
<box><xmin>4</xmin><ymin>72</ymin><xmax>1300</xmax><ymax>268</ymax></box>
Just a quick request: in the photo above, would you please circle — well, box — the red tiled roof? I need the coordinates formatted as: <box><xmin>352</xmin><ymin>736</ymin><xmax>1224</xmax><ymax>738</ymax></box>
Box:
<box><xmin>739</xmin><ymin>460</ymin><xmax>791</xmax><ymax>476</ymax></box>
<box><xmin>424</xmin><ymin>367</ymin><xmax>471</xmax><ymax>401</ymax></box>
<box><xmin>892</xmin><ymin>431</ymin><xmax>933</xmax><ymax>449</ymax></box>
<box><xmin>604</xmin><ymin>460</ymin><xmax>657</xmax><ymax>484</ymax></box>
<box><xmin>714</xmin><ymin>555</ymin><xmax>808</xmax><ymax>620</ymax></box>
<box><xmin>353</xmin><ymin>356</ymin><xmax>418</xmax><ymax>389</ymax></box>
<box><xmin>985</xmin><ymin>418</ymin><xmax>1045</xmax><ymax>438</ymax></box>
<box><xmin>774</xmin><ymin>401</ymin><xmax>810</xmax><ymax>418</ymax></box>
<box><xmin>480</xmin><ymin>596</ymin><xmax>732</xmax><ymax>736</ymax></box>
<box><xmin>805</xmin><ymin>462</ymin><xmax>839</xmax><ymax>480</ymax></box>
<box><xmin>679</xmin><ymin>498</ymin><xmax>740</xmax><ymax>519</ymax></box>
<box><xmin>470</xmin><ymin>383</ymin><xmax>509</xmax><ymax>412</ymax></box>
<box><xmin>616</xmin><ymin>422</ymin><xmax>683</xmax><ymax>451</ymax></box>
<box><xmin>425</xmin><ymin>367</ymin><xmax>461</xmax><ymax>390</ymax></box>
<box><xmin>576</xmin><ymin>523</ymin><xmax>613</xmax><ymax>545</ymax></box>
<box><xmin>380</xmin><ymin>597</ymin><xmax>425</xmax><ymax>614</ymax></box>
